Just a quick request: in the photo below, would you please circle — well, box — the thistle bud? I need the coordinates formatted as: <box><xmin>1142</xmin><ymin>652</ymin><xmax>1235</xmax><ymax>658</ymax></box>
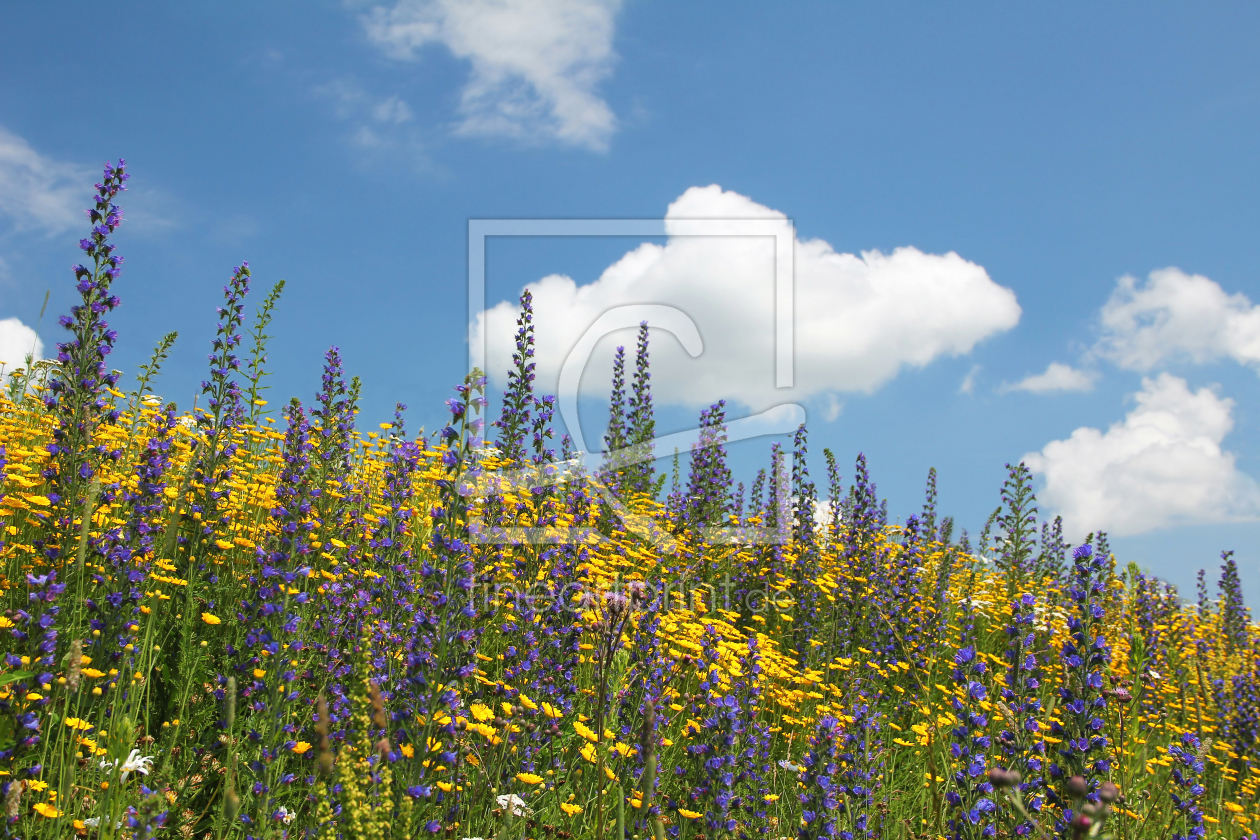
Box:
<box><xmin>1066</xmin><ymin>775</ymin><xmax>1088</xmax><ymax>799</ymax></box>
<box><xmin>988</xmin><ymin>768</ymin><xmax>1020</xmax><ymax>788</ymax></box>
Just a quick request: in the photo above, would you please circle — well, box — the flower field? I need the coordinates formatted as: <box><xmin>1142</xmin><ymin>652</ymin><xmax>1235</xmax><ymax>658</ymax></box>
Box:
<box><xmin>3</xmin><ymin>161</ymin><xmax>1260</xmax><ymax>840</ymax></box>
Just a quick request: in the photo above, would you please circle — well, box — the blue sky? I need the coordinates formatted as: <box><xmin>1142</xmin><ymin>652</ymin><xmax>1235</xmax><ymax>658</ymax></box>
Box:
<box><xmin>2</xmin><ymin>1</ymin><xmax>1259</xmax><ymax>597</ymax></box>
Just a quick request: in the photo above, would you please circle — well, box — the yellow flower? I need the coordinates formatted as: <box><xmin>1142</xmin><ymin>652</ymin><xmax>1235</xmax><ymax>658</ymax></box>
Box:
<box><xmin>400</xmin><ymin>744</ymin><xmax>415</xmax><ymax>758</ymax></box>
<box><xmin>560</xmin><ymin>802</ymin><xmax>583</xmax><ymax>816</ymax></box>
<box><xmin>436</xmin><ymin>781</ymin><xmax>453</xmax><ymax>793</ymax></box>
<box><xmin>580</xmin><ymin>743</ymin><xmax>598</xmax><ymax>764</ymax></box>
<box><xmin>0</xmin><ymin>616</ymin><xmax>13</xmax><ymax>628</ymax></box>
<box><xmin>26</xmin><ymin>780</ymin><xmax>48</xmax><ymax>792</ymax></box>
<box><xmin>201</xmin><ymin>613</ymin><xmax>221</xmax><ymax>625</ymax></box>
<box><xmin>574</xmin><ymin>721</ymin><xmax>598</xmax><ymax>743</ymax></box>
<box><xmin>291</xmin><ymin>741</ymin><xmax>312</xmax><ymax>755</ymax></box>
<box><xmin>678</xmin><ymin>808</ymin><xmax>703</xmax><ymax>820</ymax></box>
<box><xmin>469</xmin><ymin>703</ymin><xmax>494</xmax><ymax>722</ymax></box>
<box><xmin>214</xmin><ymin>539</ymin><xmax>234</xmax><ymax>550</ymax></box>
<box><xmin>517</xmin><ymin>694</ymin><xmax>538</xmax><ymax>712</ymax></box>
<box><xmin>253</xmin><ymin>669</ymin><xmax>266</xmax><ymax>679</ymax></box>
<box><xmin>25</xmin><ymin>692</ymin><xmax>43</xmax><ymax>701</ymax></box>
<box><xmin>541</xmin><ymin>702</ymin><xmax>563</xmax><ymax>720</ymax></box>
<box><xmin>64</xmin><ymin>718</ymin><xmax>93</xmax><ymax>731</ymax></box>
<box><xmin>32</xmin><ymin>802</ymin><xmax>61</xmax><ymax>818</ymax></box>
<box><xmin>516</xmin><ymin>772</ymin><xmax>544</xmax><ymax>785</ymax></box>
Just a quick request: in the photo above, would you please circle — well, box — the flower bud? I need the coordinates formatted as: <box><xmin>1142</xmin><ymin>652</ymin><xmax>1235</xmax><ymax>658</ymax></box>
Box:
<box><xmin>988</xmin><ymin>768</ymin><xmax>1013</xmax><ymax>788</ymax></box>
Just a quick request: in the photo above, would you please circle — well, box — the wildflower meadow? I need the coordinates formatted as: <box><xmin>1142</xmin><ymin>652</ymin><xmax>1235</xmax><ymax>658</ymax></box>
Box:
<box><xmin>4</xmin><ymin>161</ymin><xmax>1260</xmax><ymax>840</ymax></box>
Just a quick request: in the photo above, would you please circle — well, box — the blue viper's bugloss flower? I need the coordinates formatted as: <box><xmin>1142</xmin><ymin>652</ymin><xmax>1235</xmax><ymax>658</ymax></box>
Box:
<box><xmin>1048</xmin><ymin>544</ymin><xmax>1113</xmax><ymax>827</ymax></box>
<box><xmin>1168</xmin><ymin>732</ymin><xmax>1208</xmax><ymax>840</ymax></box>
<box><xmin>494</xmin><ymin>290</ymin><xmax>535</xmax><ymax>466</ymax></box>
<box><xmin>799</xmin><ymin>715</ymin><xmax>844</xmax><ymax>840</ymax></box>
<box><xmin>947</xmin><ymin>596</ymin><xmax>996</xmax><ymax>840</ymax></box>
<box><xmin>996</xmin><ymin>592</ymin><xmax>1045</xmax><ymax>833</ymax></box>
<box><xmin>684</xmin><ymin>401</ymin><xmax>734</xmax><ymax>529</ymax></box>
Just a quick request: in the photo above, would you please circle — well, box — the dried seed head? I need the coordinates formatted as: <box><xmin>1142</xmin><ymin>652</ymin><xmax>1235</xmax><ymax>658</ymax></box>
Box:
<box><xmin>66</xmin><ymin>639</ymin><xmax>83</xmax><ymax>691</ymax></box>
<box><xmin>5</xmin><ymin>781</ymin><xmax>24</xmax><ymax>820</ymax></box>
<box><xmin>368</xmin><ymin>680</ymin><xmax>387</xmax><ymax>728</ymax></box>
<box><xmin>640</xmin><ymin>701</ymin><xmax>657</xmax><ymax>757</ymax></box>
<box><xmin>315</xmin><ymin>695</ymin><xmax>330</xmax><ymax>740</ymax></box>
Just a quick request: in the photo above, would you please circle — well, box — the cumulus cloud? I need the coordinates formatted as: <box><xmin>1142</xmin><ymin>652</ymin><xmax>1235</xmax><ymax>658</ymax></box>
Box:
<box><xmin>1094</xmin><ymin>267</ymin><xmax>1260</xmax><ymax>372</ymax></box>
<box><xmin>474</xmin><ymin>185</ymin><xmax>1021</xmax><ymax>413</ymax></box>
<box><xmin>0</xmin><ymin>126</ymin><xmax>90</xmax><ymax>235</ymax></box>
<box><xmin>361</xmin><ymin>0</ymin><xmax>621</xmax><ymax>150</ymax></box>
<box><xmin>0</xmin><ymin>317</ymin><xmax>44</xmax><ymax>372</ymax></box>
<box><xmin>1024</xmin><ymin>373</ymin><xmax>1260</xmax><ymax>537</ymax></box>
<box><xmin>1003</xmin><ymin>362</ymin><xmax>1097</xmax><ymax>394</ymax></box>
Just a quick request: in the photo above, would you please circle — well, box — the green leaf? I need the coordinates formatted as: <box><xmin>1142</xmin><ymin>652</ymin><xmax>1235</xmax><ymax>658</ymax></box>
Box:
<box><xmin>0</xmin><ymin>671</ymin><xmax>33</xmax><ymax>688</ymax></box>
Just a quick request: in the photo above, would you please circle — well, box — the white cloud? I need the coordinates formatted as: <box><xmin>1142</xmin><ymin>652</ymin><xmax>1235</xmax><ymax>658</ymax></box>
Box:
<box><xmin>474</xmin><ymin>185</ymin><xmax>1021</xmax><ymax>413</ymax></box>
<box><xmin>0</xmin><ymin>317</ymin><xmax>44</xmax><ymax>371</ymax></box>
<box><xmin>361</xmin><ymin>0</ymin><xmax>621</xmax><ymax>150</ymax></box>
<box><xmin>372</xmin><ymin>95</ymin><xmax>414</xmax><ymax>125</ymax></box>
<box><xmin>315</xmin><ymin>79</ymin><xmax>427</xmax><ymax>161</ymax></box>
<box><xmin>1094</xmin><ymin>267</ymin><xmax>1260</xmax><ymax>372</ymax></box>
<box><xmin>1003</xmin><ymin>362</ymin><xmax>1097</xmax><ymax>394</ymax></box>
<box><xmin>822</xmin><ymin>394</ymin><xmax>844</xmax><ymax>422</ymax></box>
<box><xmin>0</xmin><ymin>126</ymin><xmax>91</xmax><ymax>235</ymax></box>
<box><xmin>1024</xmin><ymin>373</ymin><xmax>1260</xmax><ymax>537</ymax></box>
<box><xmin>959</xmin><ymin>364</ymin><xmax>981</xmax><ymax>395</ymax></box>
